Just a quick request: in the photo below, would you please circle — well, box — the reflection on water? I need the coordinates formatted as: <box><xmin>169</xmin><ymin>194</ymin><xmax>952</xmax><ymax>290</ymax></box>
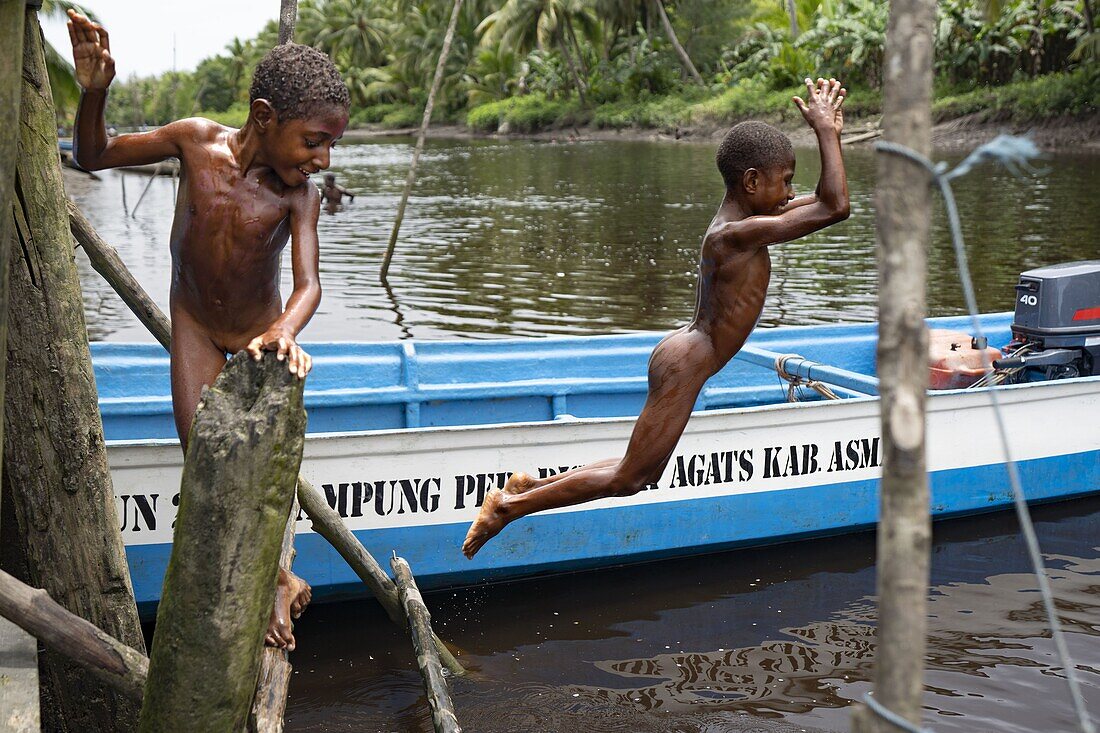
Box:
<box><xmin>65</xmin><ymin>139</ymin><xmax>1100</xmax><ymax>343</ymax></box>
<box><xmin>284</xmin><ymin>498</ymin><xmax>1100</xmax><ymax>733</ymax></box>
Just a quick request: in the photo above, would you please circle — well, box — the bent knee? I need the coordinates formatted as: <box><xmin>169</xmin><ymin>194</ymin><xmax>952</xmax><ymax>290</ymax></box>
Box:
<box><xmin>609</xmin><ymin>467</ymin><xmax>661</xmax><ymax>498</ymax></box>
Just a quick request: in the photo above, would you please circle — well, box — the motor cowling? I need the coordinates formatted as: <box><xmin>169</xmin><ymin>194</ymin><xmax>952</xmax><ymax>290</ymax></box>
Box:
<box><xmin>995</xmin><ymin>261</ymin><xmax>1100</xmax><ymax>383</ymax></box>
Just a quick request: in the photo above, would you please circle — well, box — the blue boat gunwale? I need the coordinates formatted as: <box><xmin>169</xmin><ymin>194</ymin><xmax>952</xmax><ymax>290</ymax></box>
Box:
<box><xmin>101</xmin><ymin>369</ymin><xmax>1100</xmax><ymax>450</ymax></box>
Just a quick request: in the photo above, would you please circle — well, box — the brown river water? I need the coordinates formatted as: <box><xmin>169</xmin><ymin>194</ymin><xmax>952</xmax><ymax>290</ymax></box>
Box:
<box><xmin>66</xmin><ymin>137</ymin><xmax>1100</xmax><ymax>732</ymax></box>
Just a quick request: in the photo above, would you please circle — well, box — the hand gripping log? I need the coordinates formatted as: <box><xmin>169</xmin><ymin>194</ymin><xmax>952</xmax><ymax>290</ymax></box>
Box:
<box><xmin>68</xmin><ymin>203</ymin><xmax>465</xmax><ymax>676</ymax></box>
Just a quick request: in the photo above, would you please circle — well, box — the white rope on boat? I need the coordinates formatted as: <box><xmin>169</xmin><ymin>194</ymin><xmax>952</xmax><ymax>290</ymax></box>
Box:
<box><xmin>875</xmin><ymin>134</ymin><xmax>1096</xmax><ymax>733</ymax></box>
<box><xmin>773</xmin><ymin>353</ymin><xmax>842</xmax><ymax>402</ymax></box>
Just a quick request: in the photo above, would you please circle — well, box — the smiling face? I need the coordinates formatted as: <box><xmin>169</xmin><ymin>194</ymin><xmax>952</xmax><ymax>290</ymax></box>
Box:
<box><xmin>746</xmin><ymin>153</ymin><xmax>796</xmax><ymax>215</ymax></box>
<box><xmin>258</xmin><ymin>103</ymin><xmax>349</xmax><ymax>188</ymax></box>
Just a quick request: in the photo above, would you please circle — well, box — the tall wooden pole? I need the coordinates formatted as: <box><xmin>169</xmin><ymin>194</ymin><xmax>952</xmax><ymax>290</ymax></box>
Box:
<box><xmin>380</xmin><ymin>0</ymin><xmax>465</xmax><ymax>281</ymax></box>
<box><xmin>139</xmin><ymin>353</ymin><xmax>307</xmax><ymax>733</ymax></box>
<box><xmin>278</xmin><ymin>0</ymin><xmax>297</xmax><ymax>45</ymax></box>
<box><xmin>4</xmin><ymin>11</ymin><xmax>145</xmax><ymax>732</ymax></box>
<box><xmin>851</xmin><ymin>0</ymin><xmax>935</xmax><ymax>731</ymax></box>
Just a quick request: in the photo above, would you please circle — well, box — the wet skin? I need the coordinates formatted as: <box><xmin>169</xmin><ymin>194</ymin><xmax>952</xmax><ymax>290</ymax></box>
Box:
<box><xmin>463</xmin><ymin>78</ymin><xmax>851</xmax><ymax>558</ymax></box>
<box><xmin>69</xmin><ymin>10</ymin><xmax>345</xmax><ymax>647</ymax></box>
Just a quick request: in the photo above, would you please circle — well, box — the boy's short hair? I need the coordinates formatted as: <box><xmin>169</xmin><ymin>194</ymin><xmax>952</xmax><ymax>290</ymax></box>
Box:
<box><xmin>715</xmin><ymin>121</ymin><xmax>794</xmax><ymax>190</ymax></box>
<box><xmin>250</xmin><ymin>43</ymin><xmax>350</xmax><ymax>120</ymax></box>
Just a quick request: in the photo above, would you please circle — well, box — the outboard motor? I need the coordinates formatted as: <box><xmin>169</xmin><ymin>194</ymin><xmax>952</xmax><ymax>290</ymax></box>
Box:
<box><xmin>994</xmin><ymin>261</ymin><xmax>1100</xmax><ymax>383</ymax></box>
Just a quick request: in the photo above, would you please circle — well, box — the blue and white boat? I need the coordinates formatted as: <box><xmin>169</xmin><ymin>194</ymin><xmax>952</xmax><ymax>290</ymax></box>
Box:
<box><xmin>94</xmin><ymin>307</ymin><xmax>1100</xmax><ymax>616</ymax></box>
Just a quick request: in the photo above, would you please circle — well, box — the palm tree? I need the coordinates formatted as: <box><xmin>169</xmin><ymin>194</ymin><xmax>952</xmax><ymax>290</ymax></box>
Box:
<box><xmin>648</xmin><ymin>0</ymin><xmax>702</xmax><ymax>84</ymax></box>
<box><xmin>476</xmin><ymin>0</ymin><xmax>596</xmax><ymax>102</ymax></box>
<box><xmin>306</xmin><ymin>0</ymin><xmax>389</xmax><ymax>68</ymax></box>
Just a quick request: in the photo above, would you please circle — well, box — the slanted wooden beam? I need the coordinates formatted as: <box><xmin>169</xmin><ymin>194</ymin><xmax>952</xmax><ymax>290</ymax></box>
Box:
<box><xmin>391</xmin><ymin>555</ymin><xmax>461</xmax><ymax>733</ymax></box>
<box><xmin>68</xmin><ymin>201</ymin><xmax>171</xmax><ymax>350</ymax></box>
<box><xmin>297</xmin><ymin>478</ymin><xmax>465</xmax><ymax>676</ymax></box>
<box><xmin>139</xmin><ymin>352</ymin><xmax>307</xmax><ymax>733</ymax></box>
<box><xmin>0</xmin><ymin>568</ymin><xmax>147</xmax><ymax>703</ymax></box>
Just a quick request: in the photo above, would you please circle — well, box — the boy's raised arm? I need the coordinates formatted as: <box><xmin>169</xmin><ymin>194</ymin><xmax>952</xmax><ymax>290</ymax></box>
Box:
<box><xmin>68</xmin><ymin>10</ymin><xmax>189</xmax><ymax>170</ymax></box>
<box><xmin>717</xmin><ymin>78</ymin><xmax>850</xmax><ymax>250</ymax></box>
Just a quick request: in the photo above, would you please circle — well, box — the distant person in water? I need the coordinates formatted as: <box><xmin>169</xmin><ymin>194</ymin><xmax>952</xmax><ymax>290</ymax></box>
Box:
<box><xmin>68</xmin><ymin>10</ymin><xmax>350</xmax><ymax>649</ymax></box>
<box><xmin>320</xmin><ymin>172</ymin><xmax>355</xmax><ymax>204</ymax></box>
<box><xmin>462</xmin><ymin>77</ymin><xmax>850</xmax><ymax>558</ymax></box>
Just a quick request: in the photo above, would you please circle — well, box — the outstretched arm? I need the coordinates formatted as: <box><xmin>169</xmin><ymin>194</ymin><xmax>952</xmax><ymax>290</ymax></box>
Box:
<box><xmin>246</xmin><ymin>188</ymin><xmax>323</xmax><ymax>378</ymax></box>
<box><xmin>718</xmin><ymin>78</ymin><xmax>849</xmax><ymax>249</ymax></box>
<box><xmin>69</xmin><ymin>10</ymin><xmax>194</xmax><ymax>170</ymax></box>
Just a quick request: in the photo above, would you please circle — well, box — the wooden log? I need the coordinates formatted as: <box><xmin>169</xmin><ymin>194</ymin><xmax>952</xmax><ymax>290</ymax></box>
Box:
<box><xmin>296</xmin><ymin>477</ymin><xmax>465</xmax><ymax>676</ymax></box>
<box><xmin>0</xmin><ymin>568</ymin><xmax>147</xmax><ymax>703</ymax></box>
<box><xmin>380</xmin><ymin>0</ymin><xmax>465</xmax><ymax>281</ymax></box>
<box><xmin>390</xmin><ymin>556</ymin><xmax>461</xmax><ymax>733</ymax></box>
<box><xmin>4</xmin><ymin>12</ymin><xmax>145</xmax><ymax>733</ymax></box>
<box><xmin>850</xmin><ymin>1</ymin><xmax>935</xmax><ymax>731</ymax></box>
<box><xmin>68</xmin><ymin>201</ymin><xmax>171</xmax><ymax>350</ymax></box>
<box><xmin>248</xmin><ymin>498</ymin><xmax>298</xmax><ymax>733</ymax></box>
<box><xmin>138</xmin><ymin>352</ymin><xmax>306</xmax><ymax>733</ymax></box>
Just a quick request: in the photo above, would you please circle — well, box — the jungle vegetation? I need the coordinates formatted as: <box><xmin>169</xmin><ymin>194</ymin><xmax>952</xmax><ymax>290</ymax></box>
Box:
<box><xmin>77</xmin><ymin>0</ymin><xmax>1098</xmax><ymax>134</ymax></box>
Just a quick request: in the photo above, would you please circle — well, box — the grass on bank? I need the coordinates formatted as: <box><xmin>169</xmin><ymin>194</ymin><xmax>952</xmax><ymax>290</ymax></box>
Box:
<box><xmin>195</xmin><ymin>66</ymin><xmax>1096</xmax><ymax>135</ymax></box>
<box><xmin>457</xmin><ymin>65</ymin><xmax>1097</xmax><ymax>135</ymax></box>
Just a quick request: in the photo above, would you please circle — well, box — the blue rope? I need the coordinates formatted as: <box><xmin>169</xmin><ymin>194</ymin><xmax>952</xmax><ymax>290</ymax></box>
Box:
<box><xmin>873</xmin><ymin>135</ymin><xmax>1095</xmax><ymax>733</ymax></box>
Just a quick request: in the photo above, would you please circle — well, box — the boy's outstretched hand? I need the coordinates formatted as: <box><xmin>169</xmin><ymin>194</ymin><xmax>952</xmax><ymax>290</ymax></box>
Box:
<box><xmin>247</xmin><ymin>329</ymin><xmax>312</xmax><ymax>380</ymax></box>
<box><xmin>793</xmin><ymin>77</ymin><xmax>845</xmax><ymax>136</ymax></box>
<box><xmin>67</xmin><ymin>9</ymin><xmax>115</xmax><ymax>91</ymax></box>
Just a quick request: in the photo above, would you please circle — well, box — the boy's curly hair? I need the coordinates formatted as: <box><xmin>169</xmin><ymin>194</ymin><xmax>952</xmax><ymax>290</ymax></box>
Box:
<box><xmin>249</xmin><ymin>43</ymin><xmax>350</xmax><ymax>120</ymax></box>
<box><xmin>715</xmin><ymin>121</ymin><xmax>793</xmax><ymax>190</ymax></box>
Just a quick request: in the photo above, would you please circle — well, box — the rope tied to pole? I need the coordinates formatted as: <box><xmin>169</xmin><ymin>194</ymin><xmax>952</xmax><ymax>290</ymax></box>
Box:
<box><xmin>774</xmin><ymin>354</ymin><xmax>841</xmax><ymax>402</ymax></box>
<box><xmin>873</xmin><ymin>134</ymin><xmax>1095</xmax><ymax>733</ymax></box>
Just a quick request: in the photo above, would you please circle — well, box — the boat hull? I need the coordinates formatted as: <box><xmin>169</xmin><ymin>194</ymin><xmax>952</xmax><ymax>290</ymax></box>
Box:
<box><xmin>109</xmin><ymin>375</ymin><xmax>1100</xmax><ymax>614</ymax></box>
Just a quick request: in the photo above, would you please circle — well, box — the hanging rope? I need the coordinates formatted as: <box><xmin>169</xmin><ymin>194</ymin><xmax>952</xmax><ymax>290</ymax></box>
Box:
<box><xmin>872</xmin><ymin>134</ymin><xmax>1095</xmax><ymax>733</ymax></box>
<box><xmin>774</xmin><ymin>354</ymin><xmax>842</xmax><ymax>402</ymax></box>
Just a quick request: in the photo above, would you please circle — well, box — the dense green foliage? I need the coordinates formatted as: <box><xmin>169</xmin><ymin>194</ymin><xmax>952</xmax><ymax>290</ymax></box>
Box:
<box><xmin>94</xmin><ymin>0</ymin><xmax>1097</xmax><ymax>134</ymax></box>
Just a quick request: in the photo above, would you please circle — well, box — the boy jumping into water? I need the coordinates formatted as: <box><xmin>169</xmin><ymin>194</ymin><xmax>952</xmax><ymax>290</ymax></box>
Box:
<box><xmin>463</xmin><ymin>77</ymin><xmax>849</xmax><ymax>558</ymax></box>
<box><xmin>68</xmin><ymin>11</ymin><xmax>350</xmax><ymax>649</ymax></box>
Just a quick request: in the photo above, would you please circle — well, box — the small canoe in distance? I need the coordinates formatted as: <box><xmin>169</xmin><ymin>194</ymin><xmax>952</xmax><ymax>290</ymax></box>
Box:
<box><xmin>93</xmin><ymin>312</ymin><xmax>1100</xmax><ymax>615</ymax></box>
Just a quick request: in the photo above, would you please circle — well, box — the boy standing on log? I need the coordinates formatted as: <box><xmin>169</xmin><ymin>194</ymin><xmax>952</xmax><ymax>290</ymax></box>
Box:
<box><xmin>463</xmin><ymin>78</ymin><xmax>850</xmax><ymax>558</ymax></box>
<box><xmin>68</xmin><ymin>11</ymin><xmax>349</xmax><ymax>650</ymax></box>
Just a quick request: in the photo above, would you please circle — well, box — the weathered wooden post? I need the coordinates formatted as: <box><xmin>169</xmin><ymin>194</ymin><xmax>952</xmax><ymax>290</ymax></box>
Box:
<box><xmin>850</xmin><ymin>0</ymin><xmax>936</xmax><ymax>731</ymax></box>
<box><xmin>3</xmin><ymin>9</ymin><xmax>146</xmax><ymax>732</ymax></box>
<box><xmin>391</xmin><ymin>555</ymin><xmax>461</xmax><ymax>733</ymax></box>
<box><xmin>138</xmin><ymin>352</ymin><xmax>306</xmax><ymax>732</ymax></box>
<box><xmin>380</xmin><ymin>0</ymin><xmax>465</xmax><ymax>281</ymax></box>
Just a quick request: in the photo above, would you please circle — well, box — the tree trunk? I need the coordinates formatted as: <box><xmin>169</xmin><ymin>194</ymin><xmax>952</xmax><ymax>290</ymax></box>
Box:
<box><xmin>557</xmin><ymin>35</ymin><xmax>589</xmax><ymax>106</ymax></box>
<box><xmin>381</xmin><ymin>0</ymin><xmax>466</xmax><ymax>281</ymax></box>
<box><xmin>787</xmin><ymin>0</ymin><xmax>800</xmax><ymax>38</ymax></box>
<box><xmin>849</xmin><ymin>0</ymin><xmax>935</xmax><ymax>731</ymax></box>
<box><xmin>650</xmin><ymin>0</ymin><xmax>703</xmax><ymax>85</ymax></box>
<box><xmin>4</xmin><ymin>12</ymin><xmax>145</xmax><ymax>733</ymax></box>
<box><xmin>1084</xmin><ymin>0</ymin><xmax>1095</xmax><ymax>35</ymax></box>
<box><xmin>138</xmin><ymin>352</ymin><xmax>306</xmax><ymax>733</ymax></box>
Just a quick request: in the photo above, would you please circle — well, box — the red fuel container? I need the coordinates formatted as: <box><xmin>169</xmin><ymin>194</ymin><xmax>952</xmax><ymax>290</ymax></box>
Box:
<box><xmin>927</xmin><ymin>329</ymin><xmax>1002</xmax><ymax>390</ymax></box>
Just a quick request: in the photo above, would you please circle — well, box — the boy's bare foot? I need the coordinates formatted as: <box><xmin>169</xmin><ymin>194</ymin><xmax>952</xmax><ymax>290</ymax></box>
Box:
<box><xmin>265</xmin><ymin>568</ymin><xmax>311</xmax><ymax>651</ymax></box>
<box><xmin>503</xmin><ymin>471</ymin><xmax>536</xmax><ymax>495</ymax></box>
<box><xmin>462</xmin><ymin>489</ymin><xmax>509</xmax><ymax>558</ymax></box>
